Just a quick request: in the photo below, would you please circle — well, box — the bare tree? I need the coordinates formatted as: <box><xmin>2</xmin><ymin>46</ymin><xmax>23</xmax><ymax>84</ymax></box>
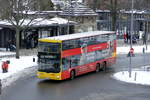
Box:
<box><xmin>0</xmin><ymin>0</ymin><xmax>36</xmax><ymax>59</ymax></box>
<box><xmin>84</xmin><ymin>0</ymin><xmax>102</xmax><ymax>11</ymax></box>
<box><xmin>84</xmin><ymin>0</ymin><xmax>107</xmax><ymax>10</ymax></box>
<box><xmin>109</xmin><ymin>0</ymin><xmax>118</xmax><ymax>31</ymax></box>
<box><xmin>0</xmin><ymin>0</ymin><xmax>54</xmax><ymax>59</ymax></box>
<box><xmin>32</xmin><ymin>0</ymin><xmax>54</xmax><ymax>11</ymax></box>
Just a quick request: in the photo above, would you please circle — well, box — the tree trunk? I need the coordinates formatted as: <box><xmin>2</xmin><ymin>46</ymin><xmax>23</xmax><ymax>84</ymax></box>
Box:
<box><xmin>111</xmin><ymin>11</ymin><xmax>117</xmax><ymax>31</ymax></box>
<box><xmin>110</xmin><ymin>0</ymin><xmax>117</xmax><ymax>31</ymax></box>
<box><xmin>16</xmin><ymin>28</ymin><xmax>20</xmax><ymax>59</ymax></box>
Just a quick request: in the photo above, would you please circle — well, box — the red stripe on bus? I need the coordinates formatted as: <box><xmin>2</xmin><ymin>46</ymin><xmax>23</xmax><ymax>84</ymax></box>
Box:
<box><xmin>87</xmin><ymin>43</ymin><xmax>108</xmax><ymax>52</ymax></box>
<box><xmin>61</xmin><ymin>48</ymin><xmax>81</xmax><ymax>57</ymax></box>
<box><xmin>62</xmin><ymin>43</ymin><xmax>108</xmax><ymax>57</ymax></box>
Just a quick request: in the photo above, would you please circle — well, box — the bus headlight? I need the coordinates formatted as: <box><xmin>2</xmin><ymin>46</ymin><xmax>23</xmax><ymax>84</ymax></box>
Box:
<box><xmin>37</xmin><ymin>73</ymin><xmax>40</xmax><ymax>76</ymax></box>
<box><xmin>56</xmin><ymin>76</ymin><xmax>60</xmax><ymax>78</ymax></box>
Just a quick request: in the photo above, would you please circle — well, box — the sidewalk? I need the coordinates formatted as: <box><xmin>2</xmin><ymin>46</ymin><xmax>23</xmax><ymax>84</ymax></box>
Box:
<box><xmin>0</xmin><ymin>56</ymin><xmax>37</xmax><ymax>88</ymax></box>
<box><xmin>0</xmin><ymin>48</ymin><xmax>38</xmax><ymax>89</ymax></box>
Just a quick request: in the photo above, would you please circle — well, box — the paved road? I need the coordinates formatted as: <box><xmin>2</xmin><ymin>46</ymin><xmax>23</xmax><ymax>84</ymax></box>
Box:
<box><xmin>1</xmin><ymin>54</ymin><xmax>150</xmax><ymax>100</ymax></box>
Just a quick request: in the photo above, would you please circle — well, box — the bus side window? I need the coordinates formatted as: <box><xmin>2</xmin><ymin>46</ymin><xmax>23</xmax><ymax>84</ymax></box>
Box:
<box><xmin>70</xmin><ymin>55</ymin><xmax>80</xmax><ymax>67</ymax></box>
<box><xmin>62</xmin><ymin>58</ymin><xmax>69</xmax><ymax>71</ymax></box>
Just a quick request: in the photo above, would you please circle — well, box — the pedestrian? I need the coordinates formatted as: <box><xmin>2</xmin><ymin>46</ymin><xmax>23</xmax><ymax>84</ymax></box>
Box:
<box><xmin>6</xmin><ymin>40</ymin><xmax>11</xmax><ymax>51</ymax></box>
<box><xmin>10</xmin><ymin>44</ymin><xmax>16</xmax><ymax>51</ymax></box>
<box><xmin>126</xmin><ymin>32</ymin><xmax>129</xmax><ymax>43</ymax></box>
<box><xmin>0</xmin><ymin>79</ymin><xmax>2</xmax><ymax>95</ymax></box>
<box><xmin>1</xmin><ymin>61</ymin><xmax>5</xmax><ymax>73</ymax></box>
<box><xmin>123</xmin><ymin>33</ymin><xmax>127</xmax><ymax>43</ymax></box>
<box><xmin>142</xmin><ymin>33</ymin><xmax>146</xmax><ymax>45</ymax></box>
<box><xmin>1</xmin><ymin>61</ymin><xmax>9</xmax><ymax>73</ymax></box>
<box><xmin>127</xmin><ymin>47</ymin><xmax>135</xmax><ymax>57</ymax></box>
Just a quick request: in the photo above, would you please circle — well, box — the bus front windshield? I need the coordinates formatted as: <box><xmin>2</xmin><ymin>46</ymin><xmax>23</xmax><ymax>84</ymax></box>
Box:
<box><xmin>38</xmin><ymin>42</ymin><xmax>60</xmax><ymax>53</ymax></box>
<box><xmin>38</xmin><ymin>42</ymin><xmax>61</xmax><ymax>73</ymax></box>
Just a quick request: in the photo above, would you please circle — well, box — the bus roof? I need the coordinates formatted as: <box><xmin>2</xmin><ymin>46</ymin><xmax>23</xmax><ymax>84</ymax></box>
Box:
<box><xmin>40</xmin><ymin>31</ymin><xmax>115</xmax><ymax>41</ymax></box>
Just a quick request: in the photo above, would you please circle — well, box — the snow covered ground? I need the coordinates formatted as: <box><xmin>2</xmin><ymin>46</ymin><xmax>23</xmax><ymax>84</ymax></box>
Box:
<box><xmin>0</xmin><ymin>56</ymin><xmax>37</xmax><ymax>79</ymax></box>
<box><xmin>0</xmin><ymin>56</ymin><xmax>37</xmax><ymax>88</ymax></box>
<box><xmin>115</xmin><ymin>45</ymin><xmax>150</xmax><ymax>86</ymax></box>
<box><xmin>0</xmin><ymin>44</ymin><xmax>150</xmax><ymax>89</ymax></box>
<box><xmin>117</xmin><ymin>45</ymin><xmax>150</xmax><ymax>54</ymax></box>
<box><xmin>113</xmin><ymin>70</ymin><xmax>150</xmax><ymax>86</ymax></box>
<box><xmin>0</xmin><ymin>52</ymin><xmax>15</xmax><ymax>56</ymax></box>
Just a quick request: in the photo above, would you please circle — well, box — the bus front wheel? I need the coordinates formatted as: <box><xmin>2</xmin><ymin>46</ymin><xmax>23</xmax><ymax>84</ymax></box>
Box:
<box><xmin>70</xmin><ymin>70</ymin><xmax>75</xmax><ymax>80</ymax></box>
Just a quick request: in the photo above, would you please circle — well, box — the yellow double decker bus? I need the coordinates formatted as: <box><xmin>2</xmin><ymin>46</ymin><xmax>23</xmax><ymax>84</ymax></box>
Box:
<box><xmin>37</xmin><ymin>31</ymin><xmax>116</xmax><ymax>80</ymax></box>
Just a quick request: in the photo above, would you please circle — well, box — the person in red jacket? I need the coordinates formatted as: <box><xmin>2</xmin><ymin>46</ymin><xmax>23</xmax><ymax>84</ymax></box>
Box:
<box><xmin>123</xmin><ymin>33</ymin><xmax>127</xmax><ymax>43</ymax></box>
<box><xmin>1</xmin><ymin>61</ymin><xmax>9</xmax><ymax>73</ymax></box>
<box><xmin>127</xmin><ymin>47</ymin><xmax>135</xmax><ymax>57</ymax></box>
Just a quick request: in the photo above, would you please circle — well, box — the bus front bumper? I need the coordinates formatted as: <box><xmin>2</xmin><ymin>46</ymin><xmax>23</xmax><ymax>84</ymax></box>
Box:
<box><xmin>37</xmin><ymin>72</ymin><xmax>61</xmax><ymax>80</ymax></box>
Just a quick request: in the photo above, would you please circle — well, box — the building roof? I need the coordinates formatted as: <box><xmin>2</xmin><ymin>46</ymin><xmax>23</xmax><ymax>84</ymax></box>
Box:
<box><xmin>30</xmin><ymin>17</ymin><xmax>76</xmax><ymax>27</ymax></box>
<box><xmin>60</xmin><ymin>2</ymin><xmax>97</xmax><ymax>16</ymax></box>
<box><xmin>96</xmin><ymin>9</ymin><xmax>150</xmax><ymax>15</ymax></box>
<box><xmin>96</xmin><ymin>10</ymin><xmax>111</xmax><ymax>13</ymax></box>
<box><xmin>0</xmin><ymin>17</ymin><xmax>77</xmax><ymax>28</ymax></box>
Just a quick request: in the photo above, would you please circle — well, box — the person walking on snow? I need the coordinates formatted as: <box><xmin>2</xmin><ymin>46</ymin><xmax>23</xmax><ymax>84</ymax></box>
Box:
<box><xmin>1</xmin><ymin>61</ymin><xmax>9</xmax><ymax>73</ymax></box>
<box><xmin>123</xmin><ymin>33</ymin><xmax>127</xmax><ymax>43</ymax></box>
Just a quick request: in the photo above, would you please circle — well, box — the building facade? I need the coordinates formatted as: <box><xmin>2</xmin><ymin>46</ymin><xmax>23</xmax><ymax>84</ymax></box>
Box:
<box><xmin>0</xmin><ymin>17</ymin><xmax>75</xmax><ymax>48</ymax></box>
<box><xmin>96</xmin><ymin>10</ymin><xmax>150</xmax><ymax>40</ymax></box>
<box><xmin>59</xmin><ymin>2</ymin><xmax>97</xmax><ymax>33</ymax></box>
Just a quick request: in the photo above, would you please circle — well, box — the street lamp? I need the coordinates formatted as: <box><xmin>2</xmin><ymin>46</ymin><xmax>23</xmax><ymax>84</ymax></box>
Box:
<box><xmin>129</xmin><ymin>0</ymin><xmax>134</xmax><ymax>77</ymax></box>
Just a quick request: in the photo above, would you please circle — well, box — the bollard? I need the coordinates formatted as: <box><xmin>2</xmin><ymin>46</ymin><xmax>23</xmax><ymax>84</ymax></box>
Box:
<box><xmin>143</xmin><ymin>47</ymin><xmax>145</xmax><ymax>53</ymax></box>
<box><xmin>33</xmin><ymin>58</ymin><xmax>35</xmax><ymax>62</ymax></box>
<box><xmin>134</xmin><ymin>72</ymin><xmax>137</xmax><ymax>81</ymax></box>
<box><xmin>127</xmin><ymin>48</ymin><xmax>135</xmax><ymax>57</ymax></box>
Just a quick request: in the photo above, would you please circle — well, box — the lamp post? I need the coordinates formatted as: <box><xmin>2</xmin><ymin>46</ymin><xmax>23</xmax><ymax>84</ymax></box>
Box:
<box><xmin>129</xmin><ymin>0</ymin><xmax>134</xmax><ymax>78</ymax></box>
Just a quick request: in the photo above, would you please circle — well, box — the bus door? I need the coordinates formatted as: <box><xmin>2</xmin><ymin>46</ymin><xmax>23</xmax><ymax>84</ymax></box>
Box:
<box><xmin>61</xmin><ymin>57</ymin><xmax>70</xmax><ymax>79</ymax></box>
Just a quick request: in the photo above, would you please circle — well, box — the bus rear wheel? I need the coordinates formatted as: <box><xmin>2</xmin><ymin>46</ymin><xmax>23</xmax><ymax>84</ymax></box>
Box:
<box><xmin>70</xmin><ymin>70</ymin><xmax>75</xmax><ymax>80</ymax></box>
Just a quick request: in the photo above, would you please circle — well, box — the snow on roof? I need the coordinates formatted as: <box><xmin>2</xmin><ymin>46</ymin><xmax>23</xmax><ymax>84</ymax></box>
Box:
<box><xmin>30</xmin><ymin>17</ymin><xmax>76</xmax><ymax>26</ymax></box>
<box><xmin>96</xmin><ymin>9</ymin><xmax>150</xmax><ymax>14</ymax></box>
<box><xmin>120</xmin><ymin>10</ymin><xmax>150</xmax><ymax>14</ymax></box>
<box><xmin>0</xmin><ymin>20</ymin><xmax>12</xmax><ymax>26</ymax></box>
<box><xmin>60</xmin><ymin>2</ymin><xmax>97</xmax><ymax>16</ymax></box>
<box><xmin>30</xmin><ymin>18</ymin><xmax>57</xmax><ymax>26</ymax></box>
<box><xmin>96</xmin><ymin>10</ymin><xmax>111</xmax><ymax>13</ymax></box>
<box><xmin>42</xmin><ymin>31</ymin><xmax>114</xmax><ymax>41</ymax></box>
<box><xmin>50</xmin><ymin>17</ymin><xmax>76</xmax><ymax>24</ymax></box>
<box><xmin>21</xmin><ymin>10</ymin><xmax>62</xmax><ymax>15</ymax></box>
<box><xmin>51</xmin><ymin>0</ymin><xmax>64</xmax><ymax>5</ymax></box>
<box><xmin>77</xmin><ymin>0</ymin><xmax>83</xmax><ymax>2</ymax></box>
<box><xmin>0</xmin><ymin>17</ymin><xmax>76</xmax><ymax>27</ymax></box>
